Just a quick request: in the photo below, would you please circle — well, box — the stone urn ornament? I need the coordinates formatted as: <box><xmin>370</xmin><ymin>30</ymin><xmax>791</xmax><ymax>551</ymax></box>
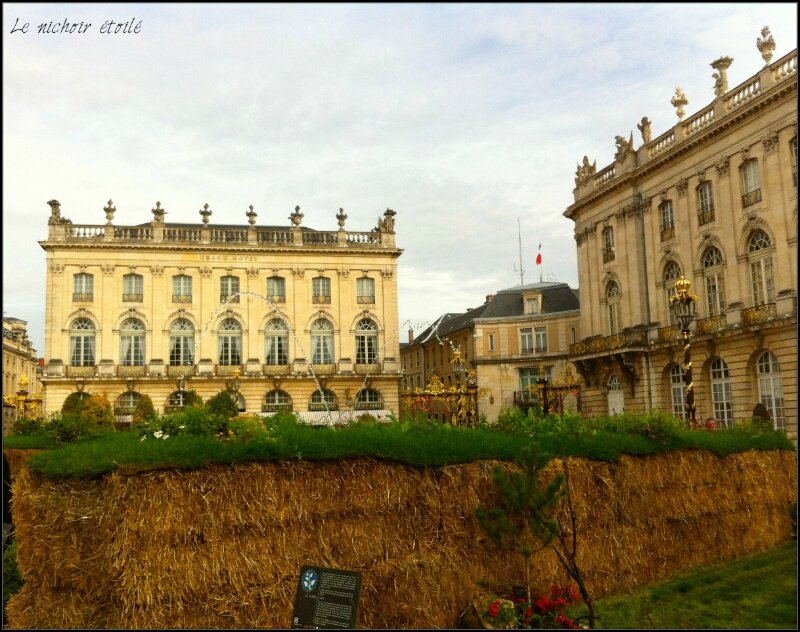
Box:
<box><xmin>671</xmin><ymin>87</ymin><xmax>688</xmax><ymax>121</ymax></box>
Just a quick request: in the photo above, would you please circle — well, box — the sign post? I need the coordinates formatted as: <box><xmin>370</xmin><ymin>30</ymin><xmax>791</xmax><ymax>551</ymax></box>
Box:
<box><xmin>291</xmin><ymin>566</ymin><xmax>362</xmax><ymax>629</ymax></box>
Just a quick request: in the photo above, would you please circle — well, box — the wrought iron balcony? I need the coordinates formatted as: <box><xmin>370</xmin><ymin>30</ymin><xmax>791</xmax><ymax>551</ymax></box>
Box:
<box><xmin>172</xmin><ymin>294</ymin><xmax>192</xmax><ymax>303</ymax></box>
<box><xmin>696</xmin><ymin>314</ymin><xmax>727</xmax><ymax>334</ymax></box>
<box><xmin>657</xmin><ymin>325</ymin><xmax>680</xmax><ymax>343</ymax></box>
<box><xmin>660</xmin><ymin>227</ymin><xmax>675</xmax><ymax>241</ymax></box>
<box><xmin>122</xmin><ymin>293</ymin><xmax>143</xmax><ymax>302</ymax></box>
<box><xmin>357</xmin><ymin>295</ymin><xmax>375</xmax><ymax>304</ymax></box>
<box><xmin>698</xmin><ymin>209</ymin><xmax>715</xmax><ymax>226</ymax></box>
<box><xmin>742</xmin><ymin>303</ymin><xmax>777</xmax><ymax>326</ymax></box>
<box><xmin>66</xmin><ymin>365</ymin><xmax>95</xmax><ymax>377</ymax></box>
<box><xmin>569</xmin><ymin>330</ymin><xmax>647</xmax><ymax>356</ymax></box>
<box><xmin>742</xmin><ymin>189</ymin><xmax>762</xmax><ymax>207</ymax></box>
<box><xmin>220</xmin><ymin>294</ymin><xmax>240</xmax><ymax>303</ymax></box>
<box><xmin>117</xmin><ymin>365</ymin><xmax>146</xmax><ymax>377</ymax></box>
<box><xmin>263</xmin><ymin>364</ymin><xmax>289</xmax><ymax>375</ymax></box>
<box><xmin>310</xmin><ymin>364</ymin><xmax>335</xmax><ymax>375</ymax></box>
<box><xmin>72</xmin><ymin>293</ymin><xmax>93</xmax><ymax>302</ymax></box>
<box><xmin>355</xmin><ymin>363</ymin><xmax>380</xmax><ymax>375</ymax></box>
<box><xmin>312</xmin><ymin>295</ymin><xmax>332</xmax><ymax>304</ymax></box>
<box><xmin>267</xmin><ymin>295</ymin><xmax>286</xmax><ymax>304</ymax></box>
<box><xmin>602</xmin><ymin>249</ymin><xmax>615</xmax><ymax>263</ymax></box>
<box><xmin>167</xmin><ymin>365</ymin><xmax>195</xmax><ymax>377</ymax></box>
<box><xmin>216</xmin><ymin>364</ymin><xmax>243</xmax><ymax>376</ymax></box>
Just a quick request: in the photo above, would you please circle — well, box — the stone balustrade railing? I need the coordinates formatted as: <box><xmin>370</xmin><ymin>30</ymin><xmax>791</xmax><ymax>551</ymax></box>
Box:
<box><xmin>683</xmin><ymin>104</ymin><xmax>715</xmax><ymax>138</ymax></box>
<box><xmin>575</xmin><ymin>49</ymin><xmax>797</xmax><ymax>201</ymax></box>
<box><xmin>50</xmin><ymin>223</ymin><xmax>393</xmax><ymax>248</ymax></box>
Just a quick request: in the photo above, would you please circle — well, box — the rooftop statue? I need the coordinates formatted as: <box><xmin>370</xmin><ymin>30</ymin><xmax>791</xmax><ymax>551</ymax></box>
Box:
<box><xmin>574</xmin><ymin>156</ymin><xmax>596</xmax><ymax>187</ymax></box>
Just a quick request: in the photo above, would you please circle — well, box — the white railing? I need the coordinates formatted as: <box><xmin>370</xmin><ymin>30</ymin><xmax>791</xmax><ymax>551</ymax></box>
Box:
<box><xmin>164</xmin><ymin>227</ymin><xmax>202</xmax><ymax>241</ymax></box>
<box><xmin>772</xmin><ymin>50</ymin><xmax>797</xmax><ymax>84</ymax></box>
<box><xmin>596</xmin><ymin>165</ymin><xmax>616</xmax><ymax>186</ymax></box>
<box><xmin>258</xmin><ymin>229</ymin><xmax>293</xmax><ymax>244</ymax></box>
<box><xmin>725</xmin><ymin>77</ymin><xmax>761</xmax><ymax>112</ymax></box>
<box><xmin>210</xmin><ymin>228</ymin><xmax>248</xmax><ymax>243</ymax></box>
<box><xmin>683</xmin><ymin>105</ymin><xmax>715</xmax><ymax>138</ymax></box>
<box><xmin>68</xmin><ymin>225</ymin><xmax>105</xmax><ymax>238</ymax></box>
<box><xmin>648</xmin><ymin>130</ymin><xmax>676</xmax><ymax>158</ymax></box>
<box><xmin>347</xmin><ymin>231</ymin><xmax>381</xmax><ymax>244</ymax></box>
<box><xmin>114</xmin><ymin>226</ymin><xmax>153</xmax><ymax>240</ymax></box>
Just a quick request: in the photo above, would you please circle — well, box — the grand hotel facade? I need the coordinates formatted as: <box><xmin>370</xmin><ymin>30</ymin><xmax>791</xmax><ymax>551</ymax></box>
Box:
<box><xmin>40</xmin><ymin>202</ymin><xmax>402</xmax><ymax>423</ymax></box>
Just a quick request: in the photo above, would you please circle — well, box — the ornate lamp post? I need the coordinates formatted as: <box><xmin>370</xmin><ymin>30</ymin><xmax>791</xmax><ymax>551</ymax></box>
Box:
<box><xmin>670</xmin><ymin>276</ymin><xmax>698</xmax><ymax>427</ymax></box>
<box><xmin>451</xmin><ymin>348</ymin><xmax>464</xmax><ymax>387</ymax></box>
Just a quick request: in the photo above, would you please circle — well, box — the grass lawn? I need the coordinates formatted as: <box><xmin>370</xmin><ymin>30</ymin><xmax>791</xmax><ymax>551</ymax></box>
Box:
<box><xmin>571</xmin><ymin>539</ymin><xmax>797</xmax><ymax>629</ymax></box>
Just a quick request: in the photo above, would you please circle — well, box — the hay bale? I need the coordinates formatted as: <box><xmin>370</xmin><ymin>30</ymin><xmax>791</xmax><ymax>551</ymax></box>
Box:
<box><xmin>6</xmin><ymin>449</ymin><xmax>796</xmax><ymax>629</ymax></box>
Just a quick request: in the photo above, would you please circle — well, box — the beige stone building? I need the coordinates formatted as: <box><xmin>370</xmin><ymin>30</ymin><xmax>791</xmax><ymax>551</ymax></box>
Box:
<box><xmin>40</xmin><ymin>201</ymin><xmax>403</xmax><ymax>424</ymax></box>
<box><xmin>2</xmin><ymin>316</ymin><xmax>40</xmax><ymax>398</ymax></box>
<box><xmin>565</xmin><ymin>31</ymin><xmax>797</xmax><ymax>437</ymax></box>
<box><xmin>400</xmin><ymin>282</ymin><xmax>580</xmax><ymax>421</ymax></box>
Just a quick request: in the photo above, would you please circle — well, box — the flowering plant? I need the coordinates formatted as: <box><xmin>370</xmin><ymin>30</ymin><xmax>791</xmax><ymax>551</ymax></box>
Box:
<box><xmin>480</xmin><ymin>584</ymin><xmax>583</xmax><ymax>629</ymax></box>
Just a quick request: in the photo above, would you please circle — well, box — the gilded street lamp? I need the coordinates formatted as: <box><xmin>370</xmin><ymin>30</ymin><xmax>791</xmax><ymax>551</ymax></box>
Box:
<box><xmin>451</xmin><ymin>347</ymin><xmax>465</xmax><ymax>386</ymax></box>
<box><xmin>669</xmin><ymin>276</ymin><xmax>698</xmax><ymax>427</ymax></box>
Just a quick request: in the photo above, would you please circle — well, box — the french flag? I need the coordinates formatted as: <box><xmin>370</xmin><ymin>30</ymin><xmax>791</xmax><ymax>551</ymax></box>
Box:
<box><xmin>535</xmin><ymin>244</ymin><xmax>542</xmax><ymax>265</ymax></box>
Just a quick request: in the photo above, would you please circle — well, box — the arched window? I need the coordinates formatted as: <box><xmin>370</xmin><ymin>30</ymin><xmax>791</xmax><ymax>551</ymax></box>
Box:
<box><xmin>120</xmin><ymin>318</ymin><xmax>145</xmax><ymax>366</ymax></box>
<box><xmin>172</xmin><ymin>274</ymin><xmax>192</xmax><ymax>303</ymax></box>
<box><xmin>115</xmin><ymin>391</ymin><xmax>141</xmax><ymax>415</ymax></box>
<box><xmin>70</xmin><ymin>318</ymin><xmax>95</xmax><ymax>366</ymax></box>
<box><xmin>166</xmin><ymin>391</ymin><xmax>190</xmax><ymax>411</ymax></box>
<box><xmin>740</xmin><ymin>158</ymin><xmax>761</xmax><ymax>207</ymax></box>
<box><xmin>355</xmin><ymin>319</ymin><xmax>378</xmax><ymax>364</ymax></box>
<box><xmin>697</xmin><ymin>181</ymin><xmax>715</xmax><ymax>224</ymax></box>
<box><xmin>310</xmin><ymin>319</ymin><xmax>334</xmax><ymax>365</ymax></box>
<box><xmin>756</xmin><ymin>352</ymin><xmax>784</xmax><ymax>430</ymax></box>
<box><xmin>606</xmin><ymin>280</ymin><xmax>621</xmax><ymax>335</ymax></box>
<box><xmin>265</xmin><ymin>318</ymin><xmax>289</xmax><ymax>365</ymax></box>
<box><xmin>169</xmin><ymin>318</ymin><xmax>195</xmax><ymax>366</ymax></box>
<box><xmin>73</xmin><ymin>273</ymin><xmax>94</xmax><ymax>302</ymax></box>
<box><xmin>669</xmin><ymin>364</ymin><xmax>686</xmax><ymax>420</ymax></box>
<box><xmin>702</xmin><ymin>246</ymin><xmax>726</xmax><ymax>317</ymax></box>
<box><xmin>310</xmin><ymin>388</ymin><xmax>338</xmax><ymax>411</ymax></box>
<box><xmin>355</xmin><ymin>388</ymin><xmax>382</xmax><ymax>410</ymax></box>
<box><xmin>263</xmin><ymin>389</ymin><xmax>292</xmax><ymax>412</ymax></box>
<box><xmin>607</xmin><ymin>373</ymin><xmax>624</xmax><ymax>415</ymax></box>
<box><xmin>663</xmin><ymin>261</ymin><xmax>682</xmax><ymax>324</ymax></box>
<box><xmin>123</xmin><ymin>273</ymin><xmax>143</xmax><ymax>302</ymax></box>
<box><xmin>267</xmin><ymin>276</ymin><xmax>286</xmax><ymax>303</ymax></box>
<box><xmin>218</xmin><ymin>318</ymin><xmax>242</xmax><ymax>366</ymax></box>
<box><xmin>748</xmin><ymin>229</ymin><xmax>774</xmax><ymax>305</ymax></box>
<box><xmin>710</xmin><ymin>358</ymin><xmax>733</xmax><ymax>428</ymax></box>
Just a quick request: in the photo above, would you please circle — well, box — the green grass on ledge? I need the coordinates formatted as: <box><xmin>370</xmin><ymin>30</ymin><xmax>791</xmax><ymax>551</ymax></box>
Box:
<box><xmin>5</xmin><ymin>416</ymin><xmax>795</xmax><ymax>479</ymax></box>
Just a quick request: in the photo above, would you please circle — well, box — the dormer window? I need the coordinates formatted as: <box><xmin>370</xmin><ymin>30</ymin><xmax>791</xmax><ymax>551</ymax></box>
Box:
<box><xmin>525</xmin><ymin>296</ymin><xmax>540</xmax><ymax>314</ymax></box>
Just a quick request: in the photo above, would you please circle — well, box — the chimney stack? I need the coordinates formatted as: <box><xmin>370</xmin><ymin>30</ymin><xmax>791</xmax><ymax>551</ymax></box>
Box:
<box><xmin>408</xmin><ymin>328</ymin><xmax>414</xmax><ymax>343</ymax></box>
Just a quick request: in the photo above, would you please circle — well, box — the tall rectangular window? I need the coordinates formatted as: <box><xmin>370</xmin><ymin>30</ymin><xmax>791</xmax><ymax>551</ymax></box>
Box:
<box><xmin>357</xmin><ymin>277</ymin><xmax>375</xmax><ymax>304</ymax></box>
<box><xmin>534</xmin><ymin>327</ymin><xmax>548</xmax><ymax>353</ymax></box>
<box><xmin>525</xmin><ymin>297</ymin><xmax>539</xmax><ymax>314</ymax></box>
<box><xmin>312</xmin><ymin>276</ymin><xmax>331</xmax><ymax>303</ymax></box>
<box><xmin>488</xmin><ymin>334</ymin><xmax>495</xmax><ymax>352</ymax></box>
<box><xmin>267</xmin><ymin>276</ymin><xmax>286</xmax><ymax>303</ymax></box>
<box><xmin>123</xmin><ymin>274</ymin><xmax>143</xmax><ymax>302</ymax></box>
<box><xmin>670</xmin><ymin>365</ymin><xmax>686</xmax><ymax>420</ymax></box>
<box><xmin>740</xmin><ymin>159</ymin><xmax>762</xmax><ymax>206</ymax></box>
<box><xmin>602</xmin><ymin>227</ymin><xmax>615</xmax><ymax>262</ymax></box>
<box><xmin>221</xmin><ymin>275</ymin><xmax>240</xmax><ymax>303</ymax></box>
<box><xmin>172</xmin><ymin>275</ymin><xmax>192</xmax><ymax>303</ymax></box>
<box><xmin>520</xmin><ymin>328</ymin><xmax>533</xmax><ymax>354</ymax></box>
<box><xmin>73</xmin><ymin>273</ymin><xmax>94</xmax><ymax>302</ymax></box>
<box><xmin>659</xmin><ymin>200</ymin><xmax>675</xmax><ymax>240</ymax></box>
<box><xmin>697</xmin><ymin>182</ymin><xmax>715</xmax><ymax>224</ymax></box>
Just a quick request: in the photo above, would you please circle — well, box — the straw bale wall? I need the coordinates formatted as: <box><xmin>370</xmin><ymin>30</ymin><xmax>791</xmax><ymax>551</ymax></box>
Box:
<box><xmin>5</xmin><ymin>448</ymin><xmax>796</xmax><ymax>629</ymax></box>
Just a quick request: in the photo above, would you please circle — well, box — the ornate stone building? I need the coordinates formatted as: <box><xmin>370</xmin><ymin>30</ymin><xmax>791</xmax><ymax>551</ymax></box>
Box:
<box><xmin>40</xmin><ymin>200</ymin><xmax>403</xmax><ymax>423</ymax></box>
<box><xmin>565</xmin><ymin>30</ymin><xmax>797</xmax><ymax>437</ymax></box>
<box><xmin>2</xmin><ymin>316</ymin><xmax>39</xmax><ymax>398</ymax></box>
<box><xmin>400</xmin><ymin>282</ymin><xmax>580</xmax><ymax>421</ymax></box>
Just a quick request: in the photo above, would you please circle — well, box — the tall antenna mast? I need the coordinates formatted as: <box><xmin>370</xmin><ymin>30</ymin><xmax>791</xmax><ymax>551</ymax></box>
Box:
<box><xmin>516</xmin><ymin>217</ymin><xmax>525</xmax><ymax>286</ymax></box>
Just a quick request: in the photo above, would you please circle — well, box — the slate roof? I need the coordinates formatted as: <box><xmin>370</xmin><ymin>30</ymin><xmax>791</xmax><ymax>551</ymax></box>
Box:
<box><xmin>407</xmin><ymin>282</ymin><xmax>579</xmax><ymax>346</ymax></box>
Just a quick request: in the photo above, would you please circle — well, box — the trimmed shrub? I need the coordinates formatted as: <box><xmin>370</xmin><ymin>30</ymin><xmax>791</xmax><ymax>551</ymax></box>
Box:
<box><xmin>173</xmin><ymin>406</ymin><xmax>218</xmax><ymax>437</ymax></box>
<box><xmin>44</xmin><ymin>413</ymin><xmax>97</xmax><ymax>443</ymax></box>
<box><xmin>80</xmin><ymin>394</ymin><xmax>114</xmax><ymax>427</ymax></box>
<box><xmin>228</xmin><ymin>415</ymin><xmax>267</xmax><ymax>443</ymax></box>
<box><xmin>60</xmin><ymin>391</ymin><xmax>89</xmax><ymax>418</ymax></box>
<box><xmin>132</xmin><ymin>394</ymin><xmax>157</xmax><ymax>425</ymax></box>
<box><xmin>11</xmin><ymin>417</ymin><xmax>43</xmax><ymax>436</ymax></box>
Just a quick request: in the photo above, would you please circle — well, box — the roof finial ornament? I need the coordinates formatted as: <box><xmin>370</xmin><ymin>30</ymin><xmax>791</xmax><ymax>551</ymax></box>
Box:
<box><xmin>671</xmin><ymin>87</ymin><xmax>688</xmax><ymax>120</ymax></box>
<box><xmin>710</xmin><ymin>56</ymin><xmax>733</xmax><ymax>97</ymax></box>
<box><xmin>104</xmin><ymin>199</ymin><xmax>116</xmax><ymax>224</ymax></box>
<box><xmin>336</xmin><ymin>207</ymin><xmax>347</xmax><ymax>228</ymax></box>
<box><xmin>290</xmin><ymin>205</ymin><xmax>304</xmax><ymax>226</ymax></box>
<box><xmin>246</xmin><ymin>204</ymin><xmax>257</xmax><ymax>226</ymax></box>
<box><xmin>199</xmin><ymin>203</ymin><xmax>212</xmax><ymax>225</ymax></box>
<box><xmin>757</xmin><ymin>26</ymin><xmax>776</xmax><ymax>65</ymax></box>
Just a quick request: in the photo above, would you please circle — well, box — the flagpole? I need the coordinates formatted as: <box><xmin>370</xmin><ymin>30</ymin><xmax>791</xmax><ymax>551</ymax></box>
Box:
<box><xmin>517</xmin><ymin>218</ymin><xmax>524</xmax><ymax>286</ymax></box>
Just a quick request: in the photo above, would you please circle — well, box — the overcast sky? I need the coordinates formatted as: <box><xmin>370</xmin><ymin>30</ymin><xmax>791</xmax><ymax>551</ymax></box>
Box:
<box><xmin>3</xmin><ymin>3</ymin><xmax>797</xmax><ymax>355</ymax></box>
